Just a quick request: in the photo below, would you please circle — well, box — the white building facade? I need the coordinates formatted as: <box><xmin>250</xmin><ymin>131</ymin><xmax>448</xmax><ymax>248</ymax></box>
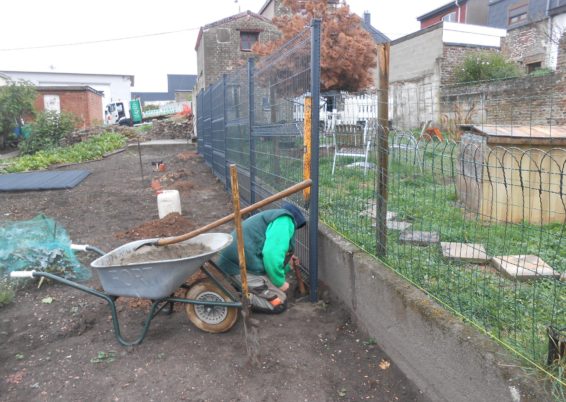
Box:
<box><xmin>0</xmin><ymin>70</ymin><xmax>134</xmax><ymax>120</ymax></box>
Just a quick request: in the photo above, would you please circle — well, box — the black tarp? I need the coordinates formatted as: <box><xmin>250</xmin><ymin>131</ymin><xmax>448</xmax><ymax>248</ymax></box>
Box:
<box><xmin>0</xmin><ymin>170</ymin><xmax>90</xmax><ymax>191</ymax></box>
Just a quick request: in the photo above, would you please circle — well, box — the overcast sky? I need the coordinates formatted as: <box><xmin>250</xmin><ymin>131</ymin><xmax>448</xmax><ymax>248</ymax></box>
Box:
<box><xmin>0</xmin><ymin>0</ymin><xmax>448</xmax><ymax>91</ymax></box>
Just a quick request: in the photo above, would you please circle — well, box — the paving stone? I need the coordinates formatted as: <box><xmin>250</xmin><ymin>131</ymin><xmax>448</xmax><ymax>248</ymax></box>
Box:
<box><xmin>440</xmin><ymin>242</ymin><xmax>489</xmax><ymax>263</ymax></box>
<box><xmin>359</xmin><ymin>208</ymin><xmax>397</xmax><ymax>221</ymax></box>
<box><xmin>491</xmin><ymin>255</ymin><xmax>560</xmax><ymax>281</ymax></box>
<box><xmin>399</xmin><ymin>230</ymin><xmax>439</xmax><ymax>246</ymax></box>
<box><xmin>386</xmin><ymin>221</ymin><xmax>412</xmax><ymax>231</ymax></box>
<box><xmin>345</xmin><ymin>161</ymin><xmax>376</xmax><ymax>170</ymax></box>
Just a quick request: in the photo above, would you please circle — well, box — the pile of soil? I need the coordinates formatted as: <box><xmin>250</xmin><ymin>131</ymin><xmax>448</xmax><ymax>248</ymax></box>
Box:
<box><xmin>139</xmin><ymin>116</ymin><xmax>194</xmax><ymax>141</ymax></box>
<box><xmin>176</xmin><ymin>151</ymin><xmax>199</xmax><ymax>161</ymax></box>
<box><xmin>114</xmin><ymin>243</ymin><xmax>211</xmax><ymax>265</ymax></box>
<box><xmin>172</xmin><ymin>180</ymin><xmax>194</xmax><ymax>192</ymax></box>
<box><xmin>114</xmin><ymin>213</ymin><xmax>195</xmax><ymax>241</ymax></box>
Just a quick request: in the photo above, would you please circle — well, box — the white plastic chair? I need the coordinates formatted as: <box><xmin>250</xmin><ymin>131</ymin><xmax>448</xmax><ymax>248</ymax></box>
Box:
<box><xmin>332</xmin><ymin>121</ymin><xmax>372</xmax><ymax>175</ymax></box>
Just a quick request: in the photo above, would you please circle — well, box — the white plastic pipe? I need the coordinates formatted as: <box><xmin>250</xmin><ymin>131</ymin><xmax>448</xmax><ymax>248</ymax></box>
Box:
<box><xmin>10</xmin><ymin>271</ymin><xmax>36</xmax><ymax>278</ymax></box>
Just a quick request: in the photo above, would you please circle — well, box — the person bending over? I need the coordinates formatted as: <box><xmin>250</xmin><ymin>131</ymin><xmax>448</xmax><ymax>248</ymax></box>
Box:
<box><xmin>215</xmin><ymin>202</ymin><xmax>306</xmax><ymax>313</ymax></box>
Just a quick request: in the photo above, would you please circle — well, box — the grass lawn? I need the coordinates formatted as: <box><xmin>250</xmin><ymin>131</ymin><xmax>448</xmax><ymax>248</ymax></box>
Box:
<box><xmin>319</xmin><ymin>141</ymin><xmax>565</xmax><ymax>370</ymax></box>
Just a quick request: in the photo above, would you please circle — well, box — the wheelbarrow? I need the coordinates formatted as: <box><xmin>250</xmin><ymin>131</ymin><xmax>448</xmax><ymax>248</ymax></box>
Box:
<box><xmin>11</xmin><ymin>178</ymin><xmax>312</xmax><ymax>347</ymax></box>
<box><xmin>11</xmin><ymin>233</ymin><xmax>242</xmax><ymax>346</ymax></box>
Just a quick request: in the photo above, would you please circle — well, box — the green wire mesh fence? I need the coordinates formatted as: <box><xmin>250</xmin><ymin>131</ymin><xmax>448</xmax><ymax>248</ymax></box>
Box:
<box><xmin>318</xmin><ymin>83</ymin><xmax>565</xmax><ymax>389</ymax></box>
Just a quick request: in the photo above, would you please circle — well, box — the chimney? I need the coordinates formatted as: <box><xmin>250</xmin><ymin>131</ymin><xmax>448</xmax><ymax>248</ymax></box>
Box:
<box><xmin>364</xmin><ymin>11</ymin><xmax>371</xmax><ymax>26</ymax></box>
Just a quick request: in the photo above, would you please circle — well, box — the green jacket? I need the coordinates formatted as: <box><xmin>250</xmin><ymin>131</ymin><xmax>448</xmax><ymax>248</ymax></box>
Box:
<box><xmin>216</xmin><ymin>209</ymin><xmax>296</xmax><ymax>287</ymax></box>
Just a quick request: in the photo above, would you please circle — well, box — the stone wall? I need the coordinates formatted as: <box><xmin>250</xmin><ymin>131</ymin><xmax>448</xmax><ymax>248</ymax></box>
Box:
<box><xmin>197</xmin><ymin>13</ymin><xmax>279</xmax><ymax>92</ymax></box>
<box><xmin>440</xmin><ymin>72</ymin><xmax>566</xmax><ymax>126</ymax></box>
<box><xmin>558</xmin><ymin>32</ymin><xmax>566</xmax><ymax>72</ymax></box>
<box><xmin>500</xmin><ymin>20</ymin><xmax>548</xmax><ymax>69</ymax></box>
<box><xmin>440</xmin><ymin>45</ymin><xmax>500</xmax><ymax>86</ymax></box>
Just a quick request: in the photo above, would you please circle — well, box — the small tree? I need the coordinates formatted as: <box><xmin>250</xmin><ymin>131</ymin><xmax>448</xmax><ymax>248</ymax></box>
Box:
<box><xmin>455</xmin><ymin>52</ymin><xmax>523</xmax><ymax>83</ymax></box>
<box><xmin>0</xmin><ymin>80</ymin><xmax>36</xmax><ymax>149</ymax></box>
<box><xmin>253</xmin><ymin>0</ymin><xmax>377</xmax><ymax>92</ymax></box>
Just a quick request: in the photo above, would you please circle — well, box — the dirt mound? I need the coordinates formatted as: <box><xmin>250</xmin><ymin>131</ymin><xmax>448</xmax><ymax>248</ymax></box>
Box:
<box><xmin>114</xmin><ymin>213</ymin><xmax>195</xmax><ymax>241</ymax></box>
<box><xmin>172</xmin><ymin>179</ymin><xmax>194</xmax><ymax>192</ymax></box>
<box><xmin>176</xmin><ymin>151</ymin><xmax>199</xmax><ymax>161</ymax></box>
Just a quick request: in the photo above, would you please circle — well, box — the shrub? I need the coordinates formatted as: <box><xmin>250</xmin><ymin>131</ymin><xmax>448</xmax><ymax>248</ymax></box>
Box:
<box><xmin>529</xmin><ymin>67</ymin><xmax>553</xmax><ymax>77</ymax></box>
<box><xmin>455</xmin><ymin>52</ymin><xmax>523</xmax><ymax>83</ymax></box>
<box><xmin>19</xmin><ymin>111</ymin><xmax>80</xmax><ymax>155</ymax></box>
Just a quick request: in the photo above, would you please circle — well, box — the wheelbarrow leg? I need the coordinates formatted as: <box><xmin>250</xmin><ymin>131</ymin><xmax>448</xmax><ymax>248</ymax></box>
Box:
<box><xmin>13</xmin><ymin>271</ymin><xmax>166</xmax><ymax>347</ymax></box>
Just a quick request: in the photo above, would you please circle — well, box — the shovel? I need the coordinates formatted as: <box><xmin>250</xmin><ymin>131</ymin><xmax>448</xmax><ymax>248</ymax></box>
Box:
<box><xmin>133</xmin><ymin>178</ymin><xmax>312</xmax><ymax>250</ymax></box>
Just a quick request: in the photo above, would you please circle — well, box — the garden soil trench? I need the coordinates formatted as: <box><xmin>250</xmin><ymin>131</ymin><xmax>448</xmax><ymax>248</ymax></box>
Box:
<box><xmin>0</xmin><ymin>144</ymin><xmax>425</xmax><ymax>401</ymax></box>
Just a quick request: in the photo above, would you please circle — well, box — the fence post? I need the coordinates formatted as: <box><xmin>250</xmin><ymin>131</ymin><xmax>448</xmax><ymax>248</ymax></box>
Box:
<box><xmin>248</xmin><ymin>58</ymin><xmax>256</xmax><ymax>205</ymax></box>
<box><xmin>376</xmin><ymin>43</ymin><xmax>390</xmax><ymax>258</ymax></box>
<box><xmin>309</xmin><ymin>18</ymin><xmax>321</xmax><ymax>302</ymax></box>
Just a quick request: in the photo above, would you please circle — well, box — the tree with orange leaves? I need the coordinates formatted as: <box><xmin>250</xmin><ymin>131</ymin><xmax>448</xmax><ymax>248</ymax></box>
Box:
<box><xmin>254</xmin><ymin>0</ymin><xmax>377</xmax><ymax>92</ymax></box>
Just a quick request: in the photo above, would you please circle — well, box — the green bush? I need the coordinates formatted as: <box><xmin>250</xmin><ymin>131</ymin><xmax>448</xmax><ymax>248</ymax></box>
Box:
<box><xmin>19</xmin><ymin>111</ymin><xmax>80</xmax><ymax>155</ymax></box>
<box><xmin>455</xmin><ymin>52</ymin><xmax>523</xmax><ymax>83</ymax></box>
<box><xmin>5</xmin><ymin>132</ymin><xmax>126</xmax><ymax>172</ymax></box>
<box><xmin>529</xmin><ymin>67</ymin><xmax>553</xmax><ymax>77</ymax></box>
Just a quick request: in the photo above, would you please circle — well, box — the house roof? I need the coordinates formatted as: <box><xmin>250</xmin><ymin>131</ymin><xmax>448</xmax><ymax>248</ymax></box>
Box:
<box><xmin>361</xmin><ymin>12</ymin><xmax>390</xmax><ymax>43</ymax></box>
<box><xmin>194</xmin><ymin>10</ymin><xmax>273</xmax><ymax>50</ymax></box>
<box><xmin>0</xmin><ymin>70</ymin><xmax>135</xmax><ymax>86</ymax></box>
<box><xmin>36</xmin><ymin>86</ymin><xmax>104</xmax><ymax>96</ymax></box>
<box><xmin>417</xmin><ymin>0</ymin><xmax>468</xmax><ymax>21</ymax></box>
<box><xmin>258</xmin><ymin>0</ymin><xmax>273</xmax><ymax>16</ymax></box>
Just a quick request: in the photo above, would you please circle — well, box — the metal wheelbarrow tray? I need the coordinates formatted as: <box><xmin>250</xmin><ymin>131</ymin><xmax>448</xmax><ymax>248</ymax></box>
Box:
<box><xmin>90</xmin><ymin>233</ymin><xmax>232</xmax><ymax>299</ymax></box>
<box><xmin>11</xmin><ymin>233</ymin><xmax>242</xmax><ymax>346</ymax></box>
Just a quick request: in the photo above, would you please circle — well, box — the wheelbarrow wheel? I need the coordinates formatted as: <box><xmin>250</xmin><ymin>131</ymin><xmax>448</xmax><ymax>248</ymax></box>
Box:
<box><xmin>185</xmin><ymin>280</ymin><xmax>238</xmax><ymax>333</ymax></box>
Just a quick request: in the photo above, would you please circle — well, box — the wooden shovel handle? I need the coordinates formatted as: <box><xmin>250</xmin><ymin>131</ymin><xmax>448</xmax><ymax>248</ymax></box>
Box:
<box><xmin>156</xmin><ymin>178</ymin><xmax>312</xmax><ymax>247</ymax></box>
<box><xmin>229</xmin><ymin>165</ymin><xmax>250</xmax><ymax>299</ymax></box>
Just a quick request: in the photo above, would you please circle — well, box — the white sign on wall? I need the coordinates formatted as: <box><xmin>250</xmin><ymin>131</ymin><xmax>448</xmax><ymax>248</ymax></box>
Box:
<box><xmin>44</xmin><ymin>95</ymin><xmax>60</xmax><ymax>113</ymax></box>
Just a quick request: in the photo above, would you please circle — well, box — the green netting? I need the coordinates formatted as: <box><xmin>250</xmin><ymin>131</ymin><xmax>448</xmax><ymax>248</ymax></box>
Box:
<box><xmin>0</xmin><ymin>215</ymin><xmax>90</xmax><ymax>280</ymax></box>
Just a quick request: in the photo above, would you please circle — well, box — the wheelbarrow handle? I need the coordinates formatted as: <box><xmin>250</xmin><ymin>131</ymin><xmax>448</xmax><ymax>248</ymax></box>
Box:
<box><xmin>71</xmin><ymin>244</ymin><xmax>106</xmax><ymax>256</ymax></box>
<box><xmin>154</xmin><ymin>179</ymin><xmax>312</xmax><ymax>247</ymax></box>
<box><xmin>10</xmin><ymin>270</ymin><xmax>36</xmax><ymax>278</ymax></box>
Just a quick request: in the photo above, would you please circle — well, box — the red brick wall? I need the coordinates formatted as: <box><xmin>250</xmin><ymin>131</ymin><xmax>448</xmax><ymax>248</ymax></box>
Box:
<box><xmin>420</xmin><ymin>5</ymin><xmax>467</xmax><ymax>29</ymax></box>
<box><xmin>34</xmin><ymin>89</ymin><xmax>103</xmax><ymax>128</ymax></box>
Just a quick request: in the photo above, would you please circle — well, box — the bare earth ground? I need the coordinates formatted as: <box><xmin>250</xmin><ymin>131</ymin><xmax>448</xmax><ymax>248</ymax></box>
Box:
<box><xmin>0</xmin><ymin>144</ymin><xmax>426</xmax><ymax>401</ymax></box>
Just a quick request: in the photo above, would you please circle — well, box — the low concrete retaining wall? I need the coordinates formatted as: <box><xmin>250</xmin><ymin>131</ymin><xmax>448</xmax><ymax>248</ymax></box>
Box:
<box><xmin>317</xmin><ymin>223</ymin><xmax>551</xmax><ymax>402</ymax></box>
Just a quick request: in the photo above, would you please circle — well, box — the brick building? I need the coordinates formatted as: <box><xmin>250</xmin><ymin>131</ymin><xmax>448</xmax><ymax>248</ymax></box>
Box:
<box><xmin>389</xmin><ymin>22</ymin><xmax>506</xmax><ymax>128</ymax></box>
<box><xmin>34</xmin><ymin>86</ymin><xmax>103</xmax><ymax>128</ymax></box>
<box><xmin>194</xmin><ymin>11</ymin><xmax>280</xmax><ymax>94</ymax></box>
<box><xmin>489</xmin><ymin>0</ymin><xmax>566</xmax><ymax>71</ymax></box>
<box><xmin>417</xmin><ymin>0</ymin><xmax>490</xmax><ymax>29</ymax></box>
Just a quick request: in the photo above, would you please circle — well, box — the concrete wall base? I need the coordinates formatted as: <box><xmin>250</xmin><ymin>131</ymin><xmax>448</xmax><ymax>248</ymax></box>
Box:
<box><xmin>317</xmin><ymin>223</ymin><xmax>552</xmax><ymax>402</ymax></box>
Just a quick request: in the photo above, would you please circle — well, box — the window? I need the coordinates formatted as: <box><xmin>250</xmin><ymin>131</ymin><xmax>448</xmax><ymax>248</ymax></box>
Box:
<box><xmin>442</xmin><ymin>11</ymin><xmax>457</xmax><ymax>23</ymax></box>
<box><xmin>240</xmin><ymin>31</ymin><xmax>259</xmax><ymax>52</ymax></box>
<box><xmin>527</xmin><ymin>61</ymin><xmax>541</xmax><ymax>73</ymax></box>
<box><xmin>44</xmin><ymin>95</ymin><xmax>60</xmax><ymax>113</ymax></box>
<box><xmin>508</xmin><ymin>3</ymin><xmax>528</xmax><ymax>26</ymax></box>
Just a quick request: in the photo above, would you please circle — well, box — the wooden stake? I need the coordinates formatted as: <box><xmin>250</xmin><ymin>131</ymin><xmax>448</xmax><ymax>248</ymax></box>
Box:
<box><xmin>229</xmin><ymin>165</ymin><xmax>249</xmax><ymax>299</ymax></box>
<box><xmin>230</xmin><ymin>164</ymin><xmax>259</xmax><ymax>366</ymax></box>
<box><xmin>303</xmin><ymin>96</ymin><xmax>312</xmax><ymax>204</ymax></box>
